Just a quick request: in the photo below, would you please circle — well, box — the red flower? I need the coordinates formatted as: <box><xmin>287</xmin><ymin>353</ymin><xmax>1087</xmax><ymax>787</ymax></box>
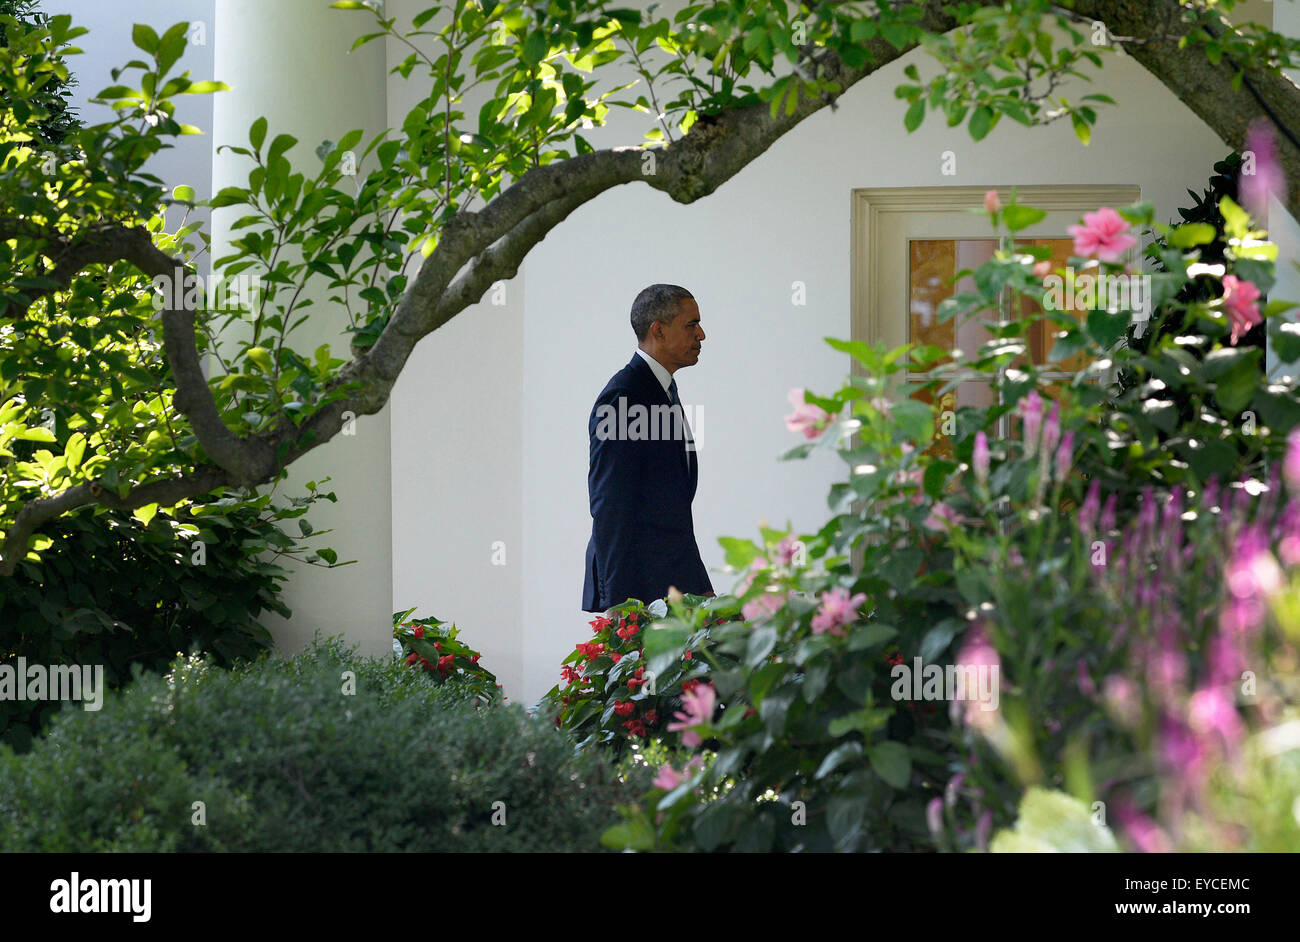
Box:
<box><xmin>404</xmin><ymin>652</ymin><xmax>419</xmax><ymax>666</ymax></box>
<box><xmin>433</xmin><ymin>642</ymin><xmax>442</xmax><ymax>651</ymax></box>
<box><xmin>743</xmin><ymin>707</ymin><xmax>757</xmax><ymax>719</ymax></box>
<box><xmin>561</xmin><ymin>665</ymin><xmax>581</xmax><ymax>684</ymax></box>
<box><xmin>437</xmin><ymin>654</ymin><xmax>455</xmax><ymax>675</ymax></box>
<box><xmin>682</xmin><ymin>679</ymin><xmax>701</xmax><ymax>695</ymax></box>
<box><xmin>616</xmin><ymin>623</ymin><xmax>640</xmax><ymax>640</ymax></box>
<box><xmin>628</xmin><ymin>612</ymin><xmax>639</xmax><ymax>623</ymax></box>
<box><xmin>627</xmin><ymin>677</ymin><xmax>643</xmax><ymax>692</ymax></box>
<box><xmin>622</xmin><ymin>719</ymin><xmax>647</xmax><ymax>738</ymax></box>
<box><xmin>611</xmin><ymin>651</ymin><xmax>622</xmax><ymax>663</ymax></box>
<box><xmin>470</xmin><ymin>653</ymin><xmax>480</xmax><ymax>665</ymax></box>
<box><xmin>555</xmin><ymin>716</ymin><xmax>562</xmax><ymax>727</ymax></box>
<box><xmin>645</xmin><ymin>710</ymin><xmax>658</xmax><ymax>725</ymax></box>
<box><xmin>885</xmin><ymin>651</ymin><xmax>904</xmax><ymax>666</ymax></box>
<box><xmin>419</xmin><ymin>656</ymin><xmax>432</xmax><ymax>669</ymax></box>
<box><xmin>413</xmin><ymin>626</ymin><xmax>425</xmax><ymax>639</ymax></box>
<box><xmin>614</xmin><ymin>701</ymin><xmax>635</xmax><ymax>717</ymax></box>
<box><xmin>589</xmin><ymin>615</ymin><xmax>612</xmax><ymax>634</ymax></box>
<box><xmin>683</xmin><ymin>650</ymin><xmax>693</xmax><ymax>660</ymax></box>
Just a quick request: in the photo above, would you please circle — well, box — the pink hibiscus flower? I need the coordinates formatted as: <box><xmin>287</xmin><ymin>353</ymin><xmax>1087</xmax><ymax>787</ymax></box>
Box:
<box><xmin>1222</xmin><ymin>274</ymin><xmax>1261</xmax><ymax>345</ymax></box>
<box><xmin>785</xmin><ymin>388</ymin><xmax>832</xmax><ymax>439</ymax></box>
<box><xmin>811</xmin><ymin>586</ymin><xmax>867</xmax><ymax>637</ymax></box>
<box><xmin>1067</xmin><ymin>207</ymin><xmax>1137</xmax><ymax>262</ymax></box>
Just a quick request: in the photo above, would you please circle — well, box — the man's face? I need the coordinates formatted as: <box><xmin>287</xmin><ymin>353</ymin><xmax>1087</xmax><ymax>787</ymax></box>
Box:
<box><xmin>653</xmin><ymin>298</ymin><xmax>705</xmax><ymax>371</ymax></box>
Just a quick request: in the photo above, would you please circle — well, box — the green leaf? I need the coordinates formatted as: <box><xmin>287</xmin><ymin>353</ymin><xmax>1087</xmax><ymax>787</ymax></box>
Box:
<box><xmin>868</xmin><ymin>741</ymin><xmax>911</xmax><ymax>788</ymax></box>
<box><xmin>1071</xmin><ymin>111</ymin><xmax>1091</xmax><ymax>145</ymax></box>
<box><xmin>827</xmin><ymin>794</ymin><xmax>868</xmax><ymax>846</ymax></box>
<box><xmin>133</xmin><ymin>503</ymin><xmax>159</xmax><ymax>527</ymax></box>
<box><xmin>969</xmin><ymin>105</ymin><xmax>993</xmax><ymax>141</ymax></box>
<box><xmin>1220</xmin><ymin>196</ymin><xmax>1250</xmax><ymax>240</ymax></box>
<box><xmin>172</xmin><ymin>184</ymin><xmax>196</xmax><ymax>202</ymax></box>
<box><xmin>249</xmin><ymin>117</ymin><xmax>268</xmax><ymax>154</ymax></box>
<box><xmin>1168</xmin><ymin>223</ymin><xmax>1216</xmax><ymax>249</ymax></box>
<box><xmin>904</xmin><ymin>98</ymin><xmax>925</xmax><ymax>133</ymax></box>
<box><xmin>245</xmin><ymin>346</ymin><xmax>274</xmax><ymax>372</ymax></box>
<box><xmin>266</xmin><ymin>134</ymin><xmax>298</xmax><ymax>168</ymax></box>
<box><xmin>132</xmin><ymin>24</ymin><xmax>159</xmax><ymax>55</ymax></box>
<box><xmin>745</xmin><ymin>625</ymin><xmax>778</xmax><ymax>668</ymax></box>
<box><xmin>814</xmin><ymin>741</ymin><xmax>864</xmax><ymax>780</ymax></box>
<box><xmin>1002</xmin><ymin>205</ymin><xmax>1047</xmax><ymax>232</ymax></box>
<box><xmin>1270</xmin><ymin>321</ymin><xmax>1300</xmax><ymax>363</ymax></box>
<box><xmin>600</xmin><ymin>814</ymin><xmax>655</xmax><ymax>851</ymax></box>
<box><xmin>1085</xmin><ymin>308</ymin><xmax>1128</xmax><ymax>349</ymax></box>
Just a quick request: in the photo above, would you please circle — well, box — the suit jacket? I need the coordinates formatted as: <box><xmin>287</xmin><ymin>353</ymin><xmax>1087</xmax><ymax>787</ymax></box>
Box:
<box><xmin>582</xmin><ymin>353</ymin><xmax>713</xmax><ymax>612</ymax></box>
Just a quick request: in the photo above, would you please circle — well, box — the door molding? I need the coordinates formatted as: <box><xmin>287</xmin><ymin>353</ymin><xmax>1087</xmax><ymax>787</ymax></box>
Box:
<box><xmin>850</xmin><ymin>184</ymin><xmax>1143</xmax><ymax>367</ymax></box>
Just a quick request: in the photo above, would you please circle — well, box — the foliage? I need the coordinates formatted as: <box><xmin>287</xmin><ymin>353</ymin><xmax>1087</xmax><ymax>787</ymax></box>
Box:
<box><xmin>988</xmin><ymin>788</ymin><xmax>1118</xmax><ymax>853</ymax></box>
<box><xmin>542</xmin><ymin>595</ymin><xmax>738</xmax><ymax>757</ymax></box>
<box><xmin>393</xmin><ymin>605</ymin><xmax>501</xmax><ymax>705</ymax></box>
<box><xmin>0</xmin><ymin>481</ymin><xmax>342</xmax><ymax>752</ymax></box>
<box><xmin>0</xmin><ymin>637</ymin><xmax>632</xmax><ymax>851</ymax></box>
<box><xmin>601</xmin><ymin>186</ymin><xmax>1300</xmax><ymax>852</ymax></box>
<box><xmin>0</xmin><ymin>1</ymin><xmax>80</xmax><ymax>146</ymax></box>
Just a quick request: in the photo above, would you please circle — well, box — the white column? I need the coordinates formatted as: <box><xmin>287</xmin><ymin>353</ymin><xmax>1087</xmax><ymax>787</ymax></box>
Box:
<box><xmin>211</xmin><ymin>0</ymin><xmax>393</xmax><ymax>657</ymax></box>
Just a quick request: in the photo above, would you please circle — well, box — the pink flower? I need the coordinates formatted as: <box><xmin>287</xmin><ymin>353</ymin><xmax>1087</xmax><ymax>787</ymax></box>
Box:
<box><xmin>1285</xmin><ymin>429</ymin><xmax>1300</xmax><ymax>492</ymax></box>
<box><xmin>785</xmin><ymin>388</ymin><xmax>831</xmax><ymax>439</ymax></box>
<box><xmin>955</xmin><ymin>623</ymin><xmax>1001</xmax><ymax>731</ymax></box>
<box><xmin>774</xmin><ymin>536</ymin><xmax>800</xmax><ymax>567</ymax></box>
<box><xmin>972</xmin><ymin>431</ymin><xmax>989</xmax><ymax>485</ymax></box>
<box><xmin>1041</xmin><ymin>400</ymin><xmax>1061</xmax><ymax>455</ymax></box>
<box><xmin>667</xmin><ymin>682</ymin><xmax>717</xmax><ymax>747</ymax></box>
<box><xmin>1188</xmin><ymin>686</ymin><xmax>1244</xmax><ymax>752</ymax></box>
<box><xmin>984</xmin><ymin>189</ymin><xmax>1001</xmax><ymax>215</ymax></box>
<box><xmin>926</xmin><ymin>797</ymin><xmax>944</xmax><ymax>837</ymax></box>
<box><xmin>1102</xmin><ymin>674</ymin><xmax>1139</xmax><ymax>726</ymax></box>
<box><xmin>1115</xmin><ymin>803</ymin><xmax>1173</xmax><ymax>854</ymax></box>
<box><xmin>1222</xmin><ymin>275</ymin><xmax>1261</xmax><ymax>345</ymax></box>
<box><xmin>1018</xmin><ymin>390</ymin><xmax>1044</xmax><ymax>456</ymax></box>
<box><xmin>922</xmin><ymin>501</ymin><xmax>965</xmax><ymax>532</ymax></box>
<box><xmin>653</xmin><ymin>763</ymin><xmax>683</xmax><ymax>790</ymax></box>
<box><xmin>1225</xmin><ymin>524</ymin><xmax>1282</xmax><ymax>602</ymax></box>
<box><xmin>1240</xmin><ymin>119</ymin><xmax>1286</xmax><ymax>221</ymax></box>
<box><xmin>1067</xmin><ymin>207</ymin><xmax>1138</xmax><ymax>262</ymax></box>
<box><xmin>1032</xmin><ymin>259</ymin><xmax>1052</xmax><ymax>279</ymax></box>
<box><xmin>742</xmin><ymin>591</ymin><xmax>785</xmax><ymax>622</ymax></box>
<box><xmin>652</xmin><ymin>756</ymin><xmax>703</xmax><ymax>790</ymax></box>
<box><xmin>810</xmin><ymin>586</ymin><xmax>867</xmax><ymax>637</ymax></box>
<box><xmin>1055</xmin><ymin>429</ymin><xmax>1075</xmax><ymax>481</ymax></box>
<box><xmin>1076</xmin><ymin>659</ymin><xmax>1097</xmax><ymax>697</ymax></box>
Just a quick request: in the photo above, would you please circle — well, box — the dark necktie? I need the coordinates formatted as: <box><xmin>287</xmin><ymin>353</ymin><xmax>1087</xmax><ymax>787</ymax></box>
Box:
<box><xmin>667</xmin><ymin>379</ymin><xmax>692</xmax><ymax>471</ymax></box>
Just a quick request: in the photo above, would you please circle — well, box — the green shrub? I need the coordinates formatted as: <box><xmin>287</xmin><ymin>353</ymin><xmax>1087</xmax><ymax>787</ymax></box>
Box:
<box><xmin>0</xmin><ymin>637</ymin><xmax>633</xmax><ymax>852</ymax></box>
<box><xmin>541</xmin><ymin>596</ymin><xmax>739</xmax><ymax>757</ymax></box>
<box><xmin>393</xmin><ymin>607</ymin><xmax>501</xmax><ymax>705</ymax></box>
<box><xmin>0</xmin><ymin>484</ymin><xmax>341</xmax><ymax>752</ymax></box>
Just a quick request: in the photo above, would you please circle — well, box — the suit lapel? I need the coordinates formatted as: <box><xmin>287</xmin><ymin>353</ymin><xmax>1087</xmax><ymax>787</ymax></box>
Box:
<box><xmin>628</xmin><ymin>354</ymin><xmax>692</xmax><ymax>480</ymax></box>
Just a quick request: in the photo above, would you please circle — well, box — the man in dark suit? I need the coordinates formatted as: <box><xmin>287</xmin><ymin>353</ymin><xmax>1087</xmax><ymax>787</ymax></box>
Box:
<box><xmin>582</xmin><ymin>284</ymin><xmax>715</xmax><ymax>613</ymax></box>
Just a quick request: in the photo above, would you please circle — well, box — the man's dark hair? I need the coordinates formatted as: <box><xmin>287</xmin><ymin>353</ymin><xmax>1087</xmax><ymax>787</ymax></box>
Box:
<box><xmin>630</xmin><ymin>284</ymin><xmax>694</xmax><ymax>342</ymax></box>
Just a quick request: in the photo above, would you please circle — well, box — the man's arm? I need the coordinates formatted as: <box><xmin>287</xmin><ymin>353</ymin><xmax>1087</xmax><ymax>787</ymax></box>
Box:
<box><xmin>589</xmin><ymin>388</ymin><xmax>644</xmax><ymax>606</ymax></box>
